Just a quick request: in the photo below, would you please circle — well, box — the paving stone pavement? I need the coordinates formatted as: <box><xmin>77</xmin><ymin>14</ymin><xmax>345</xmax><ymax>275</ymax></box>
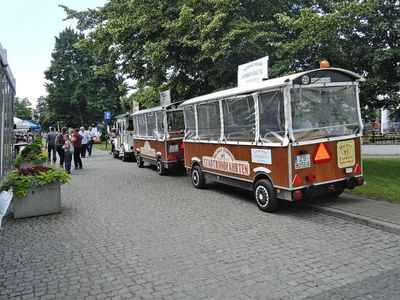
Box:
<box><xmin>1</xmin><ymin>149</ymin><xmax>400</xmax><ymax>300</ymax></box>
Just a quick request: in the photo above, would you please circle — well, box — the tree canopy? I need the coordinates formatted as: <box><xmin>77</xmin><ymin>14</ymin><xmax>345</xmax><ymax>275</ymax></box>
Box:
<box><xmin>61</xmin><ymin>0</ymin><xmax>399</xmax><ymax>114</ymax></box>
<box><xmin>14</xmin><ymin>97</ymin><xmax>32</xmax><ymax>120</ymax></box>
<box><xmin>44</xmin><ymin>27</ymin><xmax>126</xmax><ymax>128</ymax></box>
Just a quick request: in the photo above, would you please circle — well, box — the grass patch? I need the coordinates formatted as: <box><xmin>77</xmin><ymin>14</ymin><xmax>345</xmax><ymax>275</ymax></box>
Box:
<box><xmin>347</xmin><ymin>157</ymin><xmax>400</xmax><ymax>203</ymax></box>
<box><xmin>93</xmin><ymin>142</ymin><xmax>110</xmax><ymax>152</ymax></box>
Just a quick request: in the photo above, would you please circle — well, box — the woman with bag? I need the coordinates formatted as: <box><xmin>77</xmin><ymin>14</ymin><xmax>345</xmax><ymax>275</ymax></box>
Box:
<box><xmin>62</xmin><ymin>134</ymin><xmax>74</xmax><ymax>174</ymax></box>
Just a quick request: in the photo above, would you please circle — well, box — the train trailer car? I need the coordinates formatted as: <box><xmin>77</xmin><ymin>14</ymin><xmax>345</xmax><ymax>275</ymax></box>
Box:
<box><xmin>180</xmin><ymin>67</ymin><xmax>365</xmax><ymax>212</ymax></box>
<box><xmin>113</xmin><ymin>113</ymin><xmax>136</xmax><ymax>161</ymax></box>
<box><xmin>132</xmin><ymin>102</ymin><xmax>185</xmax><ymax>175</ymax></box>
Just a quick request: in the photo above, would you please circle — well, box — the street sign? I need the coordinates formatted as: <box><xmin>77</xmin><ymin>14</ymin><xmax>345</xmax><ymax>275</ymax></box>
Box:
<box><xmin>104</xmin><ymin>111</ymin><xmax>112</xmax><ymax>120</ymax></box>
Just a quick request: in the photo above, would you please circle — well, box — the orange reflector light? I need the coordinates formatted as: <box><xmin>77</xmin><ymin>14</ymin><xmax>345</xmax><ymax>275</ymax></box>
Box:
<box><xmin>313</xmin><ymin>143</ymin><xmax>332</xmax><ymax>163</ymax></box>
<box><xmin>354</xmin><ymin>163</ymin><xmax>361</xmax><ymax>174</ymax></box>
<box><xmin>180</xmin><ymin>143</ymin><xmax>185</xmax><ymax>150</ymax></box>
<box><xmin>292</xmin><ymin>174</ymin><xmax>302</xmax><ymax>186</ymax></box>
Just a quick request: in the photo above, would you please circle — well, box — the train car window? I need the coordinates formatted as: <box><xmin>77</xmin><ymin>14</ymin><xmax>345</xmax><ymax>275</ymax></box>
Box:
<box><xmin>156</xmin><ymin>111</ymin><xmax>165</xmax><ymax>140</ymax></box>
<box><xmin>222</xmin><ymin>95</ymin><xmax>255</xmax><ymax>142</ymax></box>
<box><xmin>259</xmin><ymin>91</ymin><xmax>285</xmax><ymax>143</ymax></box>
<box><xmin>197</xmin><ymin>101</ymin><xmax>221</xmax><ymax>140</ymax></box>
<box><xmin>146</xmin><ymin>112</ymin><xmax>157</xmax><ymax>138</ymax></box>
<box><xmin>184</xmin><ymin>106</ymin><xmax>196</xmax><ymax>140</ymax></box>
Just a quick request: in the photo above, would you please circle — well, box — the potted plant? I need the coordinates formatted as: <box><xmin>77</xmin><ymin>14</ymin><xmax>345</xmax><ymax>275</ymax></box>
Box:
<box><xmin>0</xmin><ymin>137</ymin><xmax>70</xmax><ymax>218</ymax></box>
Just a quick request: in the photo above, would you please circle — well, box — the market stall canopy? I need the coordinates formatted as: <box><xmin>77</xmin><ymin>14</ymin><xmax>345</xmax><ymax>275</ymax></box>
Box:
<box><xmin>13</xmin><ymin>117</ymin><xmax>41</xmax><ymax>130</ymax></box>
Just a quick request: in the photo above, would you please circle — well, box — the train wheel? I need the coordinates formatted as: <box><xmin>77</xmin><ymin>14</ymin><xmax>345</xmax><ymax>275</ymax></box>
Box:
<box><xmin>136</xmin><ymin>154</ymin><xmax>144</xmax><ymax>168</ymax></box>
<box><xmin>254</xmin><ymin>179</ymin><xmax>278</xmax><ymax>212</ymax></box>
<box><xmin>157</xmin><ymin>158</ymin><xmax>166</xmax><ymax>175</ymax></box>
<box><xmin>191</xmin><ymin>165</ymin><xmax>205</xmax><ymax>189</ymax></box>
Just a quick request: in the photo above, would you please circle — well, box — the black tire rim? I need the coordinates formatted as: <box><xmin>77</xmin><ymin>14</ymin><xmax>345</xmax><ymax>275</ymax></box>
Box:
<box><xmin>192</xmin><ymin>169</ymin><xmax>199</xmax><ymax>186</ymax></box>
<box><xmin>255</xmin><ymin>185</ymin><xmax>269</xmax><ymax>208</ymax></box>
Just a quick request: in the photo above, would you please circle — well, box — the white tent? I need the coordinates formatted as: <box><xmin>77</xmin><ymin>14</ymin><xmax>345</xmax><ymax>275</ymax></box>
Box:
<box><xmin>13</xmin><ymin>117</ymin><xmax>41</xmax><ymax>130</ymax></box>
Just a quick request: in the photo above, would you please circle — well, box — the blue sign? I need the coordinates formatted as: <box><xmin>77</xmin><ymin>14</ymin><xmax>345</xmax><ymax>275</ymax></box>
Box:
<box><xmin>104</xmin><ymin>111</ymin><xmax>112</xmax><ymax>120</ymax></box>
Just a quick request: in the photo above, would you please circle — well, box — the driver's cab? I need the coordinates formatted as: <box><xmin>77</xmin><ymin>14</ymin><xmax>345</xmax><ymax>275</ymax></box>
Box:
<box><xmin>113</xmin><ymin>113</ymin><xmax>136</xmax><ymax>161</ymax></box>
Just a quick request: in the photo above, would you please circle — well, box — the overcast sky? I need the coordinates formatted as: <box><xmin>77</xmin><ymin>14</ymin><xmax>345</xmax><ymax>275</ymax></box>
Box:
<box><xmin>0</xmin><ymin>0</ymin><xmax>107</xmax><ymax>106</ymax></box>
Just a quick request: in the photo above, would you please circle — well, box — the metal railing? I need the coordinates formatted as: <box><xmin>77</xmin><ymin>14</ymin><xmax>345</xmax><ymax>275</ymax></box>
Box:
<box><xmin>363</xmin><ymin>122</ymin><xmax>400</xmax><ymax>144</ymax></box>
<box><xmin>0</xmin><ymin>42</ymin><xmax>16</xmax><ymax>181</ymax></box>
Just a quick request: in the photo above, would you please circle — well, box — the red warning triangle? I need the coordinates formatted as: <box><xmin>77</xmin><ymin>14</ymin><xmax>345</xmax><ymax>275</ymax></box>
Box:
<box><xmin>292</xmin><ymin>174</ymin><xmax>301</xmax><ymax>186</ymax></box>
<box><xmin>313</xmin><ymin>143</ymin><xmax>331</xmax><ymax>163</ymax></box>
<box><xmin>354</xmin><ymin>163</ymin><xmax>361</xmax><ymax>174</ymax></box>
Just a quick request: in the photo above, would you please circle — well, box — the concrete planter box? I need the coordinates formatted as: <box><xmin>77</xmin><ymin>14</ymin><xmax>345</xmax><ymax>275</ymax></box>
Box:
<box><xmin>12</xmin><ymin>182</ymin><xmax>61</xmax><ymax>219</ymax></box>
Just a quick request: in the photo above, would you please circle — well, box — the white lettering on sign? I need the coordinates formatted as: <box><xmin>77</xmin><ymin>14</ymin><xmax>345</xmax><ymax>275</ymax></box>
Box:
<box><xmin>140</xmin><ymin>141</ymin><xmax>156</xmax><ymax>157</ymax></box>
<box><xmin>237</xmin><ymin>56</ymin><xmax>269</xmax><ymax>87</ymax></box>
<box><xmin>202</xmin><ymin>147</ymin><xmax>250</xmax><ymax>176</ymax></box>
<box><xmin>251</xmin><ymin>149</ymin><xmax>272</xmax><ymax>164</ymax></box>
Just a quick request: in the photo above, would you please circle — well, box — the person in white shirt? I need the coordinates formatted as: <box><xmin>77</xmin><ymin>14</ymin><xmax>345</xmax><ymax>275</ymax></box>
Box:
<box><xmin>86</xmin><ymin>126</ymin><xmax>97</xmax><ymax>156</ymax></box>
<box><xmin>78</xmin><ymin>126</ymin><xmax>90</xmax><ymax>158</ymax></box>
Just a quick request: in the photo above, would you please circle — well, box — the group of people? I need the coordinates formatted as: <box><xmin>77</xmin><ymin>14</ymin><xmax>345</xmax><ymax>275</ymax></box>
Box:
<box><xmin>46</xmin><ymin>126</ymin><xmax>97</xmax><ymax>174</ymax></box>
<box><xmin>14</xmin><ymin>130</ymin><xmax>35</xmax><ymax>143</ymax></box>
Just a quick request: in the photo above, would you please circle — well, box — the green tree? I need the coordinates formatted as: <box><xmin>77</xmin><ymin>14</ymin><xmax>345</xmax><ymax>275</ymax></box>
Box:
<box><xmin>44</xmin><ymin>27</ymin><xmax>126</xmax><ymax>128</ymax></box>
<box><xmin>14</xmin><ymin>97</ymin><xmax>32</xmax><ymax>120</ymax></box>
<box><xmin>61</xmin><ymin>0</ymin><xmax>301</xmax><ymax>105</ymax></box>
<box><xmin>62</xmin><ymin>0</ymin><xmax>399</xmax><ymax>113</ymax></box>
<box><xmin>273</xmin><ymin>0</ymin><xmax>399</xmax><ymax>112</ymax></box>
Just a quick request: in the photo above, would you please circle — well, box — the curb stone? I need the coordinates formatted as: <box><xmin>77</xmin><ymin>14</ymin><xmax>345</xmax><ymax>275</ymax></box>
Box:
<box><xmin>304</xmin><ymin>199</ymin><xmax>400</xmax><ymax>235</ymax></box>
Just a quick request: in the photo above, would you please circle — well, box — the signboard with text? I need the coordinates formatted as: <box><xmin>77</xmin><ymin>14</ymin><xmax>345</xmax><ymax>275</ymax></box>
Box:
<box><xmin>237</xmin><ymin>56</ymin><xmax>269</xmax><ymax>87</ymax></box>
<box><xmin>160</xmin><ymin>89</ymin><xmax>171</xmax><ymax>106</ymax></box>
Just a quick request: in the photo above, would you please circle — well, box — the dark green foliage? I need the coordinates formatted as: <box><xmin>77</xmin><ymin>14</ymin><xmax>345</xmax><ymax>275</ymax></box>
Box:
<box><xmin>44</xmin><ymin>28</ymin><xmax>126</xmax><ymax>127</ymax></box>
<box><xmin>61</xmin><ymin>0</ymin><xmax>399</xmax><ymax>113</ymax></box>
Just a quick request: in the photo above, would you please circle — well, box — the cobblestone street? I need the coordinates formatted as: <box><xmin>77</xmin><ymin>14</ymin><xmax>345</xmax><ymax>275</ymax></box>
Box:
<box><xmin>1</xmin><ymin>149</ymin><xmax>400</xmax><ymax>299</ymax></box>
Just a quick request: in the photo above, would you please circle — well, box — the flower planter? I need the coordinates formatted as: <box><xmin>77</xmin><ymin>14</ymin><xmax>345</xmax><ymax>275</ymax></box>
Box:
<box><xmin>12</xmin><ymin>182</ymin><xmax>61</xmax><ymax>219</ymax></box>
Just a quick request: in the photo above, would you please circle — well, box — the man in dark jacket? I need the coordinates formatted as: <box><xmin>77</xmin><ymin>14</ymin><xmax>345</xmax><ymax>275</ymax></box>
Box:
<box><xmin>46</xmin><ymin>127</ymin><xmax>58</xmax><ymax>163</ymax></box>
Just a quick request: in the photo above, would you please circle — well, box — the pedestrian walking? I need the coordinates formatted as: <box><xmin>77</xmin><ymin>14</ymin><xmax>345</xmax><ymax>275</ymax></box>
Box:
<box><xmin>55</xmin><ymin>127</ymin><xmax>67</xmax><ymax>167</ymax></box>
<box><xmin>71</xmin><ymin>128</ymin><xmax>83</xmax><ymax>170</ymax></box>
<box><xmin>62</xmin><ymin>134</ymin><xmax>74</xmax><ymax>174</ymax></box>
<box><xmin>46</xmin><ymin>127</ymin><xmax>58</xmax><ymax>164</ymax></box>
<box><xmin>86</xmin><ymin>126</ymin><xmax>96</xmax><ymax>156</ymax></box>
<box><xmin>108</xmin><ymin>128</ymin><xmax>117</xmax><ymax>155</ymax></box>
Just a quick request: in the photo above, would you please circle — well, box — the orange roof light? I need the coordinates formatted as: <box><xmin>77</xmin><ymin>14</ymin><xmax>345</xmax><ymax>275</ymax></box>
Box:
<box><xmin>313</xmin><ymin>143</ymin><xmax>332</xmax><ymax>163</ymax></box>
<box><xmin>320</xmin><ymin>60</ymin><xmax>330</xmax><ymax>68</ymax></box>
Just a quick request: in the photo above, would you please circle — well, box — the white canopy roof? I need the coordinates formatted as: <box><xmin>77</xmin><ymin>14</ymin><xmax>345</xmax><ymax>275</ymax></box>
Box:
<box><xmin>180</xmin><ymin>67</ymin><xmax>364</xmax><ymax>107</ymax></box>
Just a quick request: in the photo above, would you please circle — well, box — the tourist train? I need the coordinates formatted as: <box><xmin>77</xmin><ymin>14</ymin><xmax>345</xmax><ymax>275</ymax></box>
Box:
<box><xmin>122</xmin><ymin>65</ymin><xmax>365</xmax><ymax>212</ymax></box>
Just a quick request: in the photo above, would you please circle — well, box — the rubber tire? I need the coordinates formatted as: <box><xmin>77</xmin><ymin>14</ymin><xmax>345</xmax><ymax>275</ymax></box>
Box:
<box><xmin>120</xmin><ymin>147</ymin><xmax>125</xmax><ymax>161</ymax></box>
<box><xmin>156</xmin><ymin>158</ymin><xmax>166</xmax><ymax>175</ymax></box>
<box><xmin>191</xmin><ymin>165</ymin><xmax>205</xmax><ymax>189</ymax></box>
<box><xmin>254</xmin><ymin>179</ymin><xmax>279</xmax><ymax>212</ymax></box>
<box><xmin>136</xmin><ymin>153</ymin><xmax>144</xmax><ymax>168</ymax></box>
<box><xmin>113</xmin><ymin>150</ymin><xmax>119</xmax><ymax>158</ymax></box>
